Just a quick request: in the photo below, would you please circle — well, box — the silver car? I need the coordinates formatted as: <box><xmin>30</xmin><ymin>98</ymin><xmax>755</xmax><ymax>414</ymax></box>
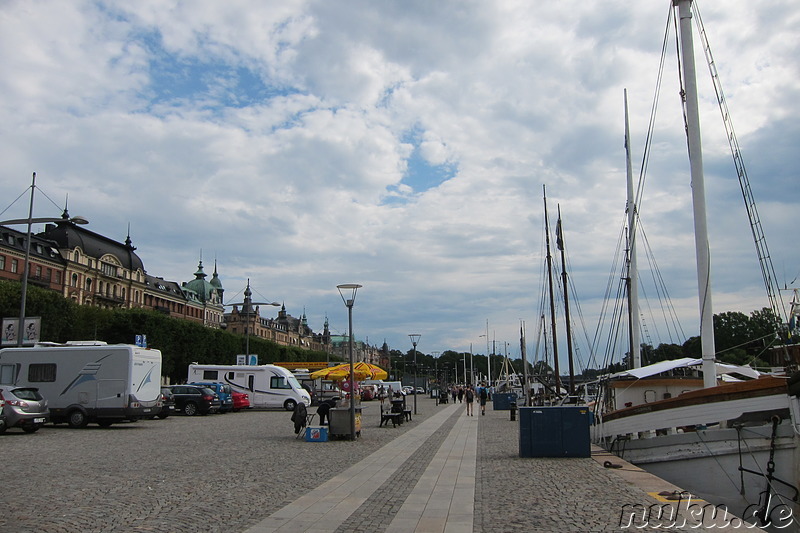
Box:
<box><xmin>0</xmin><ymin>387</ymin><xmax>49</xmax><ymax>433</ymax></box>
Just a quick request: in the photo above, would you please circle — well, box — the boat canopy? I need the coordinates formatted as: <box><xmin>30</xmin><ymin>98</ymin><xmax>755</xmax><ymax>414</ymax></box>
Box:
<box><xmin>609</xmin><ymin>357</ymin><xmax>761</xmax><ymax>380</ymax></box>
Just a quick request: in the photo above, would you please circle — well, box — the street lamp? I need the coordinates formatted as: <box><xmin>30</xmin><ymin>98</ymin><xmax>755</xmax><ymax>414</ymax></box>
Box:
<box><xmin>222</xmin><ymin>280</ymin><xmax>280</xmax><ymax>360</ymax></box>
<box><xmin>1</xmin><ymin>172</ymin><xmax>88</xmax><ymax>346</ymax></box>
<box><xmin>337</xmin><ymin>283</ymin><xmax>362</xmax><ymax>441</ymax></box>
<box><xmin>409</xmin><ymin>334</ymin><xmax>421</xmax><ymax>415</ymax></box>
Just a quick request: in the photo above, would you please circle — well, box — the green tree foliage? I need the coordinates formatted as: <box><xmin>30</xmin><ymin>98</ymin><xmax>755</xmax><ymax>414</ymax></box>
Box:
<box><xmin>0</xmin><ymin>280</ymin><xmax>330</xmax><ymax>383</ymax></box>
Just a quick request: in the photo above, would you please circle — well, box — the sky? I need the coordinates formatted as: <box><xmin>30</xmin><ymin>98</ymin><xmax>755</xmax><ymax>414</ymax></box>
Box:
<box><xmin>1</xmin><ymin>0</ymin><xmax>798</xmax><ymax>373</ymax></box>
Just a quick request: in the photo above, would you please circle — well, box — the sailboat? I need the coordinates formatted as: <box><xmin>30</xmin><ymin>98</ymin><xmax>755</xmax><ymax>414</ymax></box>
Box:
<box><xmin>592</xmin><ymin>1</ymin><xmax>799</xmax><ymax>529</ymax></box>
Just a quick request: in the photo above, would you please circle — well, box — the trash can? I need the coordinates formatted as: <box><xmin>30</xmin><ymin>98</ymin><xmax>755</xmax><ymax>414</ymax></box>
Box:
<box><xmin>518</xmin><ymin>406</ymin><xmax>591</xmax><ymax>458</ymax></box>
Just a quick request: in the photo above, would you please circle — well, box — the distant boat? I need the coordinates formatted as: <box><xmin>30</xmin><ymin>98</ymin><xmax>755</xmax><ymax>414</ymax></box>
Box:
<box><xmin>592</xmin><ymin>1</ymin><xmax>799</xmax><ymax>529</ymax></box>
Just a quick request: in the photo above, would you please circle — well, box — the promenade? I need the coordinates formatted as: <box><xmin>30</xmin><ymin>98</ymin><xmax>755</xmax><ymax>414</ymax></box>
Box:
<box><xmin>3</xmin><ymin>396</ymin><xmax>760</xmax><ymax>532</ymax></box>
<box><xmin>246</xmin><ymin>402</ymin><xmax>748</xmax><ymax>532</ymax></box>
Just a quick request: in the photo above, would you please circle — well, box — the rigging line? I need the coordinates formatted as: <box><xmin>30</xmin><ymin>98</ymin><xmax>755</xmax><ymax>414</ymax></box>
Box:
<box><xmin>559</xmin><ymin>237</ymin><xmax>596</xmax><ymax>372</ymax></box>
<box><xmin>591</xmin><ymin>218</ymin><xmax>627</xmax><ymax>358</ymax></box>
<box><xmin>692</xmin><ymin>2</ymin><xmax>788</xmax><ymax>326</ymax></box>
<box><xmin>638</xmin><ymin>222</ymin><xmax>687</xmax><ymax>342</ymax></box>
<box><xmin>633</xmin><ymin>4</ymin><xmax>675</xmax><ymax>215</ymax></box>
<box><xmin>734</xmin><ymin>427</ymin><xmax>796</xmax><ymax>507</ymax></box>
<box><xmin>691</xmin><ymin>429</ymin><xmax>745</xmax><ymax>494</ymax></box>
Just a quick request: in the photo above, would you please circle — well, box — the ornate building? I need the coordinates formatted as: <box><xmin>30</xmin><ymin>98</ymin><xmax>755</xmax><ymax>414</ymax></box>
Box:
<box><xmin>0</xmin><ymin>211</ymin><xmax>333</xmax><ymax>353</ymax></box>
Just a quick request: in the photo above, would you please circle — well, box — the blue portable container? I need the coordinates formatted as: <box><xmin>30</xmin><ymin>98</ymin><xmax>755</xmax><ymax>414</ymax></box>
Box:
<box><xmin>518</xmin><ymin>406</ymin><xmax>590</xmax><ymax>458</ymax></box>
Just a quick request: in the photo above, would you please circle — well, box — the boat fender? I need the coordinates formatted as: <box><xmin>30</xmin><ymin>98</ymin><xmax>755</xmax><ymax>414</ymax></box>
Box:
<box><xmin>603</xmin><ymin>460</ymin><xmax>622</xmax><ymax>469</ymax></box>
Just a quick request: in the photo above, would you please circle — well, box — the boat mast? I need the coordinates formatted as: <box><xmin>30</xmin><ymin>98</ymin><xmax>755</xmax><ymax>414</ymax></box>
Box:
<box><xmin>520</xmin><ymin>321</ymin><xmax>529</xmax><ymax>406</ymax></box>
<box><xmin>624</xmin><ymin>89</ymin><xmax>642</xmax><ymax>369</ymax></box>
<box><xmin>676</xmin><ymin>0</ymin><xmax>717</xmax><ymax>388</ymax></box>
<box><xmin>556</xmin><ymin>205</ymin><xmax>576</xmax><ymax>395</ymax></box>
<box><xmin>543</xmin><ymin>185</ymin><xmax>562</xmax><ymax>393</ymax></box>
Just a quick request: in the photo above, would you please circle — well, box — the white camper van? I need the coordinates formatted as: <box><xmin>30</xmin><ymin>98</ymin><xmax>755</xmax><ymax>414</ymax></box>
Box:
<box><xmin>187</xmin><ymin>364</ymin><xmax>311</xmax><ymax>411</ymax></box>
<box><xmin>0</xmin><ymin>342</ymin><xmax>162</xmax><ymax>428</ymax></box>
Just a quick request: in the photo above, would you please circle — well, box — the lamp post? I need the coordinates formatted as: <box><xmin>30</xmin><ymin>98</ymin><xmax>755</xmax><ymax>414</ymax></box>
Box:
<box><xmin>431</xmin><ymin>351</ymin><xmax>440</xmax><ymax>390</ymax></box>
<box><xmin>337</xmin><ymin>283</ymin><xmax>362</xmax><ymax>441</ymax></box>
<box><xmin>409</xmin><ymin>334</ymin><xmax>421</xmax><ymax>414</ymax></box>
<box><xmin>223</xmin><ymin>280</ymin><xmax>280</xmax><ymax>361</ymax></box>
<box><xmin>1</xmin><ymin>173</ymin><xmax>88</xmax><ymax>346</ymax></box>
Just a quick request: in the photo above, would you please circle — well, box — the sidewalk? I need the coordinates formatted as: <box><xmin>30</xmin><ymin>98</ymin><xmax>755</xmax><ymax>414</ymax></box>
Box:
<box><xmin>243</xmin><ymin>402</ymin><xmax>759</xmax><ymax>532</ymax></box>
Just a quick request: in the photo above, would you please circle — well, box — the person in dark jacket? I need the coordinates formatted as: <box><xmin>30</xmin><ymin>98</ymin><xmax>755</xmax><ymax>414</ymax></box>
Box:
<box><xmin>316</xmin><ymin>398</ymin><xmax>339</xmax><ymax>425</ymax></box>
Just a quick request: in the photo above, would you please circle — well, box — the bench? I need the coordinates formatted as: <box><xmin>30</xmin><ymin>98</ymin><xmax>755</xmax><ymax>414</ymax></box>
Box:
<box><xmin>380</xmin><ymin>412</ymin><xmax>404</xmax><ymax>427</ymax></box>
<box><xmin>403</xmin><ymin>409</ymin><xmax>412</xmax><ymax>422</ymax></box>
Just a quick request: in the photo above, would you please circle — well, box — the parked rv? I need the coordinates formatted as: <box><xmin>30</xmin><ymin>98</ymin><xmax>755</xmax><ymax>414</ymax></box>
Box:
<box><xmin>0</xmin><ymin>342</ymin><xmax>162</xmax><ymax>428</ymax></box>
<box><xmin>187</xmin><ymin>364</ymin><xmax>311</xmax><ymax>411</ymax></box>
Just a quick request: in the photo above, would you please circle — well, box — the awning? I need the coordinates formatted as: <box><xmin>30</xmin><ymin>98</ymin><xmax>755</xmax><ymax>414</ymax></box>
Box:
<box><xmin>609</xmin><ymin>357</ymin><xmax>761</xmax><ymax>380</ymax></box>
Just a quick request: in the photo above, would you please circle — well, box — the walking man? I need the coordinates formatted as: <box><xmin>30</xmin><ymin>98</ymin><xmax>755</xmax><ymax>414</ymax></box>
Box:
<box><xmin>479</xmin><ymin>383</ymin><xmax>488</xmax><ymax>415</ymax></box>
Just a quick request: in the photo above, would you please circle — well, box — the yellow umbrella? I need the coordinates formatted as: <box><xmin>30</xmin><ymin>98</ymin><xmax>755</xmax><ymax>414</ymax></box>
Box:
<box><xmin>310</xmin><ymin>362</ymin><xmax>387</xmax><ymax>381</ymax></box>
<box><xmin>353</xmin><ymin>361</ymin><xmax>388</xmax><ymax>380</ymax></box>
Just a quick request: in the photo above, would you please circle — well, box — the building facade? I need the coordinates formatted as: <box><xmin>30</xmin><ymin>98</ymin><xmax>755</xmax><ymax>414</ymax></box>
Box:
<box><xmin>0</xmin><ymin>211</ymin><xmax>345</xmax><ymax>354</ymax></box>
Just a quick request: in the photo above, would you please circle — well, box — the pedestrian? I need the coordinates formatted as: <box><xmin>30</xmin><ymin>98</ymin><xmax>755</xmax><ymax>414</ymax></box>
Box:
<box><xmin>479</xmin><ymin>383</ymin><xmax>488</xmax><ymax>415</ymax></box>
<box><xmin>457</xmin><ymin>386</ymin><xmax>464</xmax><ymax>403</ymax></box>
<box><xmin>451</xmin><ymin>386</ymin><xmax>457</xmax><ymax>403</ymax></box>
<box><xmin>465</xmin><ymin>386</ymin><xmax>474</xmax><ymax>415</ymax></box>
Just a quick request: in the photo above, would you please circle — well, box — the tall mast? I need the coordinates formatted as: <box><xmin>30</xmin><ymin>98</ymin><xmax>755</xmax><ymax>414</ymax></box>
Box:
<box><xmin>556</xmin><ymin>205</ymin><xmax>575</xmax><ymax>395</ymax></box>
<box><xmin>676</xmin><ymin>0</ymin><xmax>716</xmax><ymax>388</ymax></box>
<box><xmin>624</xmin><ymin>89</ymin><xmax>642</xmax><ymax>368</ymax></box>
<box><xmin>543</xmin><ymin>185</ymin><xmax>562</xmax><ymax>393</ymax></box>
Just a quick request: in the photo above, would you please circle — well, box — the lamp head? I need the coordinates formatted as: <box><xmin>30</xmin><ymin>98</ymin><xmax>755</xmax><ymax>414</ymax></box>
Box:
<box><xmin>408</xmin><ymin>334</ymin><xmax>421</xmax><ymax>346</ymax></box>
<box><xmin>337</xmin><ymin>283</ymin><xmax>362</xmax><ymax>307</ymax></box>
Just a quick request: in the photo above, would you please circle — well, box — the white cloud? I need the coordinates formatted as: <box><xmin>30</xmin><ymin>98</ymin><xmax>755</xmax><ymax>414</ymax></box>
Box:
<box><xmin>1</xmin><ymin>0</ymin><xmax>798</xmax><ymax>373</ymax></box>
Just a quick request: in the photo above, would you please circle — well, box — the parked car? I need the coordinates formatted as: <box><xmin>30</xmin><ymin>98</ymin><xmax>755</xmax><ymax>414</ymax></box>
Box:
<box><xmin>168</xmin><ymin>385</ymin><xmax>221</xmax><ymax>416</ymax></box>
<box><xmin>153</xmin><ymin>387</ymin><xmax>176</xmax><ymax>419</ymax></box>
<box><xmin>0</xmin><ymin>394</ymin><xmax>6</xmax><ymax>433</ymax></box>
<box><xmin>0</xmin><ymin>387</ymin><xmax>49</xmax><ymax>433</ymax></box>
<box><xmin>231</xmin><ymin>390</ymin><xmax>250</xmax><ymax>412</ymax></box>
<box><xmin>416</xmin><ymin>387</ymin><xmax>425</xmax><ymax>395</ymax></box>
<box><xmin>188</xmin><ymin>382</ymin><xmax>234</xmax><ymax>413</ymax></box>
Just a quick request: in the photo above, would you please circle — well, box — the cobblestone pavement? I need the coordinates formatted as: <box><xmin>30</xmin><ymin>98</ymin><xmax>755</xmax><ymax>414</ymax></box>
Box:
<box><xmin>3</xmin><ymin>397</ymin><xmax>713</xmax><ymax>532</ymax></box>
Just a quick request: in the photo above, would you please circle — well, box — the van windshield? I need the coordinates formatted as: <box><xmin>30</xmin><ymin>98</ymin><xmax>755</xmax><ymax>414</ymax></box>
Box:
<box><xmin>286</xmin><ymin>375</ymin><xmax>302</xmax><ymax>389</ymax></box>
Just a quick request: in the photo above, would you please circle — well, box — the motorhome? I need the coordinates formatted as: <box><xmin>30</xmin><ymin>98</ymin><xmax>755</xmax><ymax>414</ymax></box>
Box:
<box><xmin>187</xmin><ymin>364</ymin><xmax>311</xmax><ymax>411</ymax></box>
<box><xmin>0</xmin><ymin>341</ymin><xmax>162</xmax><ymax>428</ymax></box>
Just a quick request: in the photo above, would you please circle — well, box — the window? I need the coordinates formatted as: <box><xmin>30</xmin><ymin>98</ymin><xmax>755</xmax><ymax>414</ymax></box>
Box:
<box><xmin>0</xmin><ymin>364</ymin><xmax>15</xmax><ymax>385</ymax></box>
<box><xmin>270</xmin><ymin>376</ymin><xmax>291</xmax><ymax>390</ymax></box>
<box><xmin>202</xmin><ymin>370</ymin><xmax>219</xmax><ymax>380</ymax></box>
<box><xmin>101</xmin><ymin>262</ymin><xmax>117</xmax><ymax>277</ymax></box>
<box><xmin>0</xmin><ymin>255</ymin><xmax>4</xmax><ymax>270</ymax></box>
<box><xmin>54</xmin><ymin>271</ymin><xmax>60</xmax><ymax>284</ymax></box>
<box><xmin>71</xmin><ymin>273</ymin><xmax>78</xmax><ymax>287</ymax></box>
<box><xmin>28</xmin><ymin>363</ymin><xmax>56</xmax><ymax>382</ymax></box>
<box><xmin>11</xmin><ymin>259</ymin><xmax>18</xmax><ymax>273</ymax></box>
<box><xmin>35</xmin><ymin>265</ymin><xmax>42</xmax><ymax>278</ymax></box>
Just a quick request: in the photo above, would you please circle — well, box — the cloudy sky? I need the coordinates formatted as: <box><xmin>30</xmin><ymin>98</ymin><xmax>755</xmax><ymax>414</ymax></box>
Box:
<box><xmin>1</xmin><ymin>0</ymin><xmax>798</xmax><ymax>372</ymax></box>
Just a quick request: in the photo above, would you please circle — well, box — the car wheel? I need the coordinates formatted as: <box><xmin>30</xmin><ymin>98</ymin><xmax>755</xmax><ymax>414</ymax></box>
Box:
<box><xmin>22</xmin><ymin>424</ymin><xmax>40</xmax><ymax>433</ymax></box>
<box><xmin>157</xmin><ymin>413</ymin><xmax>169</xmax><ymax>419</ymax></box>
<box><xmin>68</xmin><ymin>409</ymin><xmax>89</xmax><ymax>429</ymax></box>
<box><xmin>183</xmin><ymin>402</ymin><xmax>198</xmax><ymax>416</ymax></box>
<box><xmin>0</xmin><ymin>419</ymin><xmax>6</xmax><ymax>434</ymax></box>
<box><xmin>97</xmin><ymin>420</ymin><xmax>113</xmax><ymax>428</ymax></box>
<box><xmin>284</xmin><ymin>399</ymin><xmax>297</xmax><ymax>411</ymax></box>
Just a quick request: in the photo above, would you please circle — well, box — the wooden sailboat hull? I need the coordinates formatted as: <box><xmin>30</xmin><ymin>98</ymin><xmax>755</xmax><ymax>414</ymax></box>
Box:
<box><xmin>594</xmin><ymin>377</ymin><xmax>800</xmax><ymax>529</ymax></box>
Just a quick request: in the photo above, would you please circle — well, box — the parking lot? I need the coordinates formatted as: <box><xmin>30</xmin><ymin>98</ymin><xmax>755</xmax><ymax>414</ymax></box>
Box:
<box><xmin>2</xmin><ymin>398</ymin><xmax>437</xmax><ymax>533</ymax></box>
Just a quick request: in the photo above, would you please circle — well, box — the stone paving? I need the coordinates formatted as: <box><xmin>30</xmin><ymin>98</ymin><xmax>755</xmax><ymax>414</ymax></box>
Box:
<box><xmin>1</xmin><ymin>396</ymin><xmax>744</xmax><ymax>532</ymax></box>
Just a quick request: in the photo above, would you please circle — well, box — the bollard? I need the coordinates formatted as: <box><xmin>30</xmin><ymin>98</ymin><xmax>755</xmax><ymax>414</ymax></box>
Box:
<box><xmin>510</xmin><ymin>401</ymin><xmax>517</xmax><ymax>421</ymax></box>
